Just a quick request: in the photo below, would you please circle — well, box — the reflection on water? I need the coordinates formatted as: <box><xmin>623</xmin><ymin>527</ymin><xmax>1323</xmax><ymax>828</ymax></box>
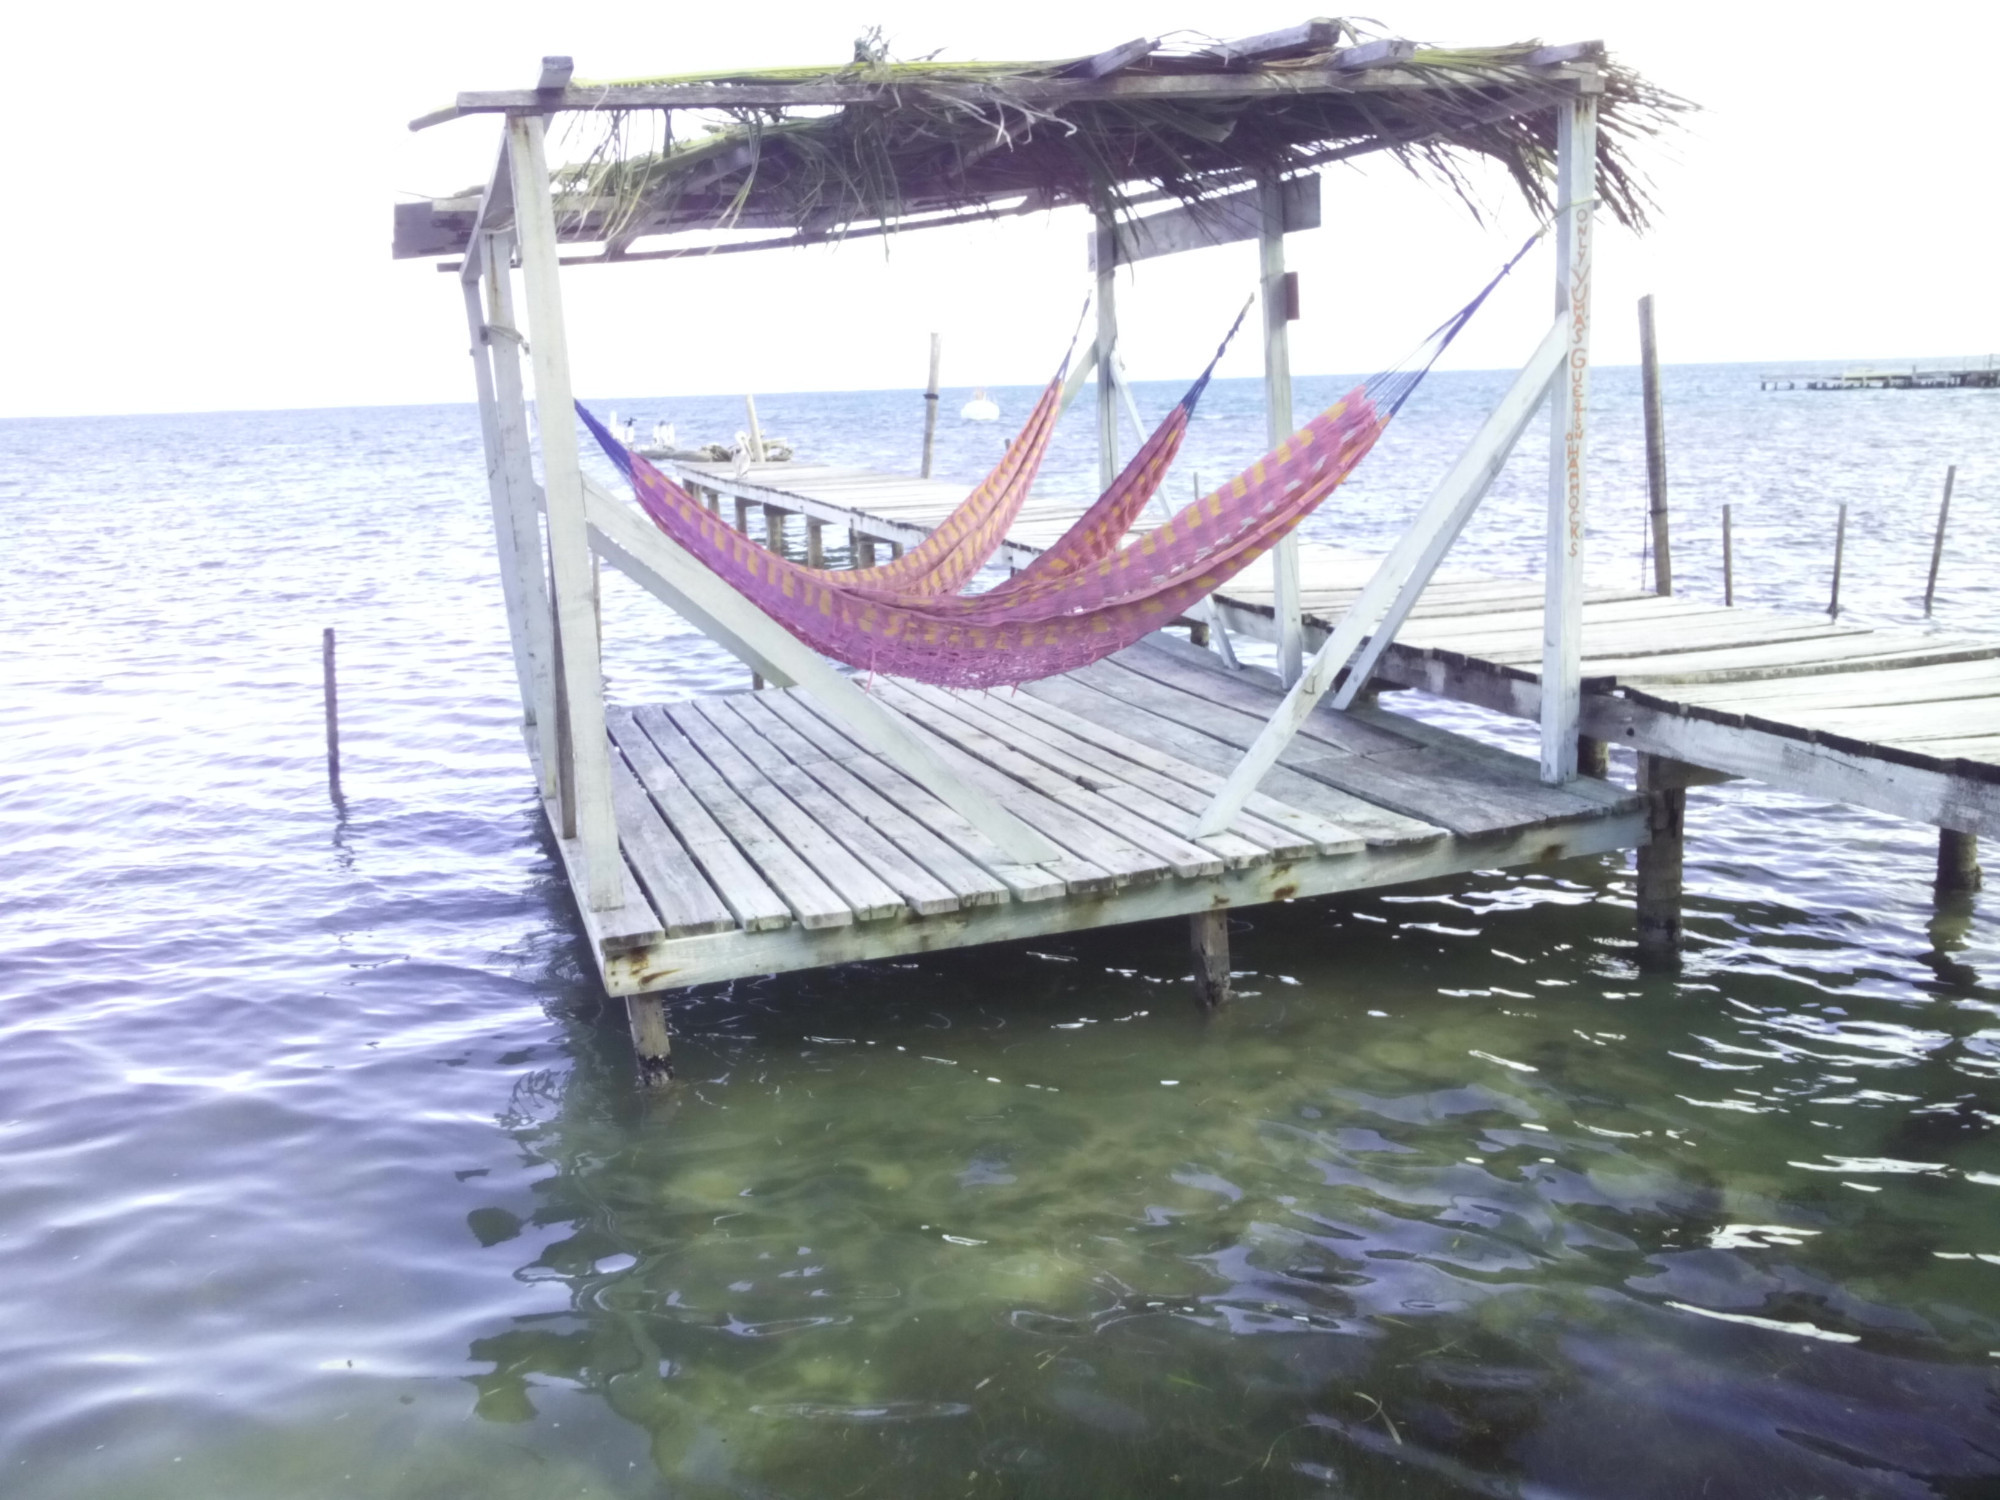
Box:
<box><xmin>1</xmin><ymin>369</ymin><xmax>1997</xmax><ymax>1497</ymax></box>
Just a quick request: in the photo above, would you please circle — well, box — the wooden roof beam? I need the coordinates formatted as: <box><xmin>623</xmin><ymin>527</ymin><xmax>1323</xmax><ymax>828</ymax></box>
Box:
<box><xmin>415</xmin><ymin>57</ymin><xmax>1579</xmax><ymax>129</ymax></box>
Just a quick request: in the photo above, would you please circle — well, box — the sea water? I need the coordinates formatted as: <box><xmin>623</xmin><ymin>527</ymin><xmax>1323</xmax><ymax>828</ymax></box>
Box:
<box><xmin>2</xmin><ymin>366</ymin><xmax>1998</xmax><ymax>1498</ymax></box>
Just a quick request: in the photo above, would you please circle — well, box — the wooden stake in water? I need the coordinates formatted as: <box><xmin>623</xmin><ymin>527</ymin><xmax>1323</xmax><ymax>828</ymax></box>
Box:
<box><xmin>1638</xmin><ymin>294</ymin><xmax>1672</xmax><ymax>595</ymax></box>
<box><xmin>322</xmin><ymin>626</ymin><xmax>343</xmax><ymax>804</ymax></box>
<box><xmin>1924</xmin><ymin>464</ymin><xmax>1957</xmax><ymax>617</ymax></box>
<box><xmin>920</xmin><ymin>333</ymin><xmax>941</xmax><ymax>479</ymax></box>
<box><xmin>1722</xmin><ymin>503</ymin><xmax>1734</xmax><ymax>606</ymax></box>
<box><xmin>1829</xmin><ymin>502</ymin><xmax>1848</xmax><ymax>619</ymax></box>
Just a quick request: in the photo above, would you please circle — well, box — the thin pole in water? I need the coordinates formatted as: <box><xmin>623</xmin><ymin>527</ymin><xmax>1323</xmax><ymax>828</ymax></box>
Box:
<box><xmin>1924</xmin><ymin>464</ymin><xmax>1956</xmax><ymax>617</ymax></box>
<box><xmin>1638</xmin><ymin>294</ymin><xmax>1671</xmax><ymax>594</ymax></box>
<box><xmin>322</xmin><ymin>627</ymin><xmax>343</xmax><ymax>805</ymax></box>
<box><xmin>920</xmin><ymin>333</ymin><xmax>941</xmax><ymax>479</ymax></box>
<box><xmin>1722</xmin><ymin>503</ymin><xmax>1734</xmax><ymax>607</ymax></box>
<box><xmin>1829</xmin><ymin>502</ymin><xmax>1848</xmax><ymax>619</ymax></box>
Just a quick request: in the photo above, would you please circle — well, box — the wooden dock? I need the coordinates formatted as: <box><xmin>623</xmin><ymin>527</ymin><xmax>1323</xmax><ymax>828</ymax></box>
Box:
<box><xmin>1759</xmin><ymin>359</ymin><xmax>2000</xmax><ymax>391</ymax></box>
<box><xmin>669</xmin><ymin>459</ymin><xmax>2000</xmax><ymax>838</ymax></box>
<box><xmin>552</xmin><ymin>633</ymin><xmax>1640</xmax><ymax>996</ymax></box>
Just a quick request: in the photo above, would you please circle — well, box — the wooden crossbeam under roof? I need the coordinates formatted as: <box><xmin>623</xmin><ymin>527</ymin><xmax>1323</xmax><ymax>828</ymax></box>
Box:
<box><xmin>394</xmin><ymin>22</ymin><xmax>1681</xmax><ymax>265</ymax></box>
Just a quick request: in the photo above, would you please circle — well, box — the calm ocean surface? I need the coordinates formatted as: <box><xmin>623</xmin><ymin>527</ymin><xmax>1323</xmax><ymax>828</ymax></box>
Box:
<box><xmin>3</xmin><ymin>364</ymin><xmax>1998</xmax><ymax>1498</ymax></box>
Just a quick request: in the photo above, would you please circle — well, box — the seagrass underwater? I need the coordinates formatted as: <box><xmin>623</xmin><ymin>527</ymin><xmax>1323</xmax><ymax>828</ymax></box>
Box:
<box><xmin>1</xmin><ymin>363</ymin><xmax>1998</xmax><ymax>1496</ymax></box>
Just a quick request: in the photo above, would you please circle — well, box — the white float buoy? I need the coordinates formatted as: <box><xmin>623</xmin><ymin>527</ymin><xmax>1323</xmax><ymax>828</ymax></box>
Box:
<box><xmin>960</xmin><ymin>387</ymin><xmax>999</xmax><ymax>422</ymax></box>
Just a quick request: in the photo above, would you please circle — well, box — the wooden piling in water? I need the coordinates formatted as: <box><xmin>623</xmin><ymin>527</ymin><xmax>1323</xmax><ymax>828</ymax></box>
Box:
<box><xmin>1638</xmin><ymin>294</ymin><xmax>1671</xmax><ymax>595</ymax></box>
<box><xmin>322</xmin><ymin>627</ymin><xmax>342</xmax><ymax>803</ymax></box>
<box><xmin>1576</xmin><ymin>734</ymin><xmax>1610</xmax><ymax>778</ymax></box>
<box><xmin>1189</xmin><ymin>910</ymin><xmax>1231</xmax><ymax>1008</ymax></box>
<box><xmin>625</xmin><ymin>995</ymin><xmax>673</xmax><ymax>1085</ymax></box>
<box><xmin>856</xmin><ymin>534</ymin><xmax>877</xmax><ymax>568</ymax></box>
<box><xmin>1924</xmin><ymin>465</ymin><xmax>1956</xmax><ymax>617</ymax></box>
<box><xmin>1829</xmin><ymin>503</ymin><xmax>1848</xmax><ymax>619</ymax></box>
<box><xmin>763</xmin><ymin>504</ymin><xmax>786</xmax><ymax>556</ymax></box>
<box><xmin>1722</xmin><ymin>503</ymin><xmax>1734</xmax><ymax>606</ymax></box>
<box><xmin>1937</xmin><ymin>829</ymin><xmax>1982</xmax><ymax>895</ymax></box>
<box><xmin>1635</xmin><ymin>753</ymin><xmax>1686</xmax><ymax>968</ymax></box>
<box><xmin>806</xmin><ymin>517</ymin><xmax>824</xmax><ymax>569</ymax></box>
<box><xmin>920</xmin><ymin>333</ymin><xmax>941</xmax><ymax>479</ymax></box>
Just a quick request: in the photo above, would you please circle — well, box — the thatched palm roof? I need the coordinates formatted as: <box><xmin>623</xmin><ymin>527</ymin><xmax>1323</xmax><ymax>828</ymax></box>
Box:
<box><xmin>393</xmin><ymin>20</ymin><xmax>1687</xmax><ymax>265</ymax></box>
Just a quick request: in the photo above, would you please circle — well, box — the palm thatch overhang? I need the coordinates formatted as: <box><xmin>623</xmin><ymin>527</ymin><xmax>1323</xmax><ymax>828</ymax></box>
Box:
<box><xmin>393</xmin><ymin>20</ymin><xmax>1688</xmax><ymax>267</ymax></box>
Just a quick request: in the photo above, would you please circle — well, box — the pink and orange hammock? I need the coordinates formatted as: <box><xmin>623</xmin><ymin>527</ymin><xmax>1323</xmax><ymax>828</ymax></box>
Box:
<box><xmin>581</xmin><ymin>364</ymin><xmax>1387</xmax><ymax>689</ymax></box>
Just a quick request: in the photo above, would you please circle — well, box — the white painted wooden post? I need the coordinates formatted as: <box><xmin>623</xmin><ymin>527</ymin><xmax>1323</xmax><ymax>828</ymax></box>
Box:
<box><xmin>460</xmin><ymin>238</ymin><xmax>538</xmax><ymax>714</ymax></box>
<box><xmin>1260</xmin><ymin>175</ymin><xmax>1304</xmax><ymax>687</ymax></box>
<box><xmin>1093</xmin><ymin>208</ymin><xmax>1120</xmax><ymax>492</ymax></box>
<box><xmin>475</xmin><ymin>230</ymin><xmax>561</xmax><ymax>798</ymax></box>
<box><xmin>1190</xmin><ymin>317</ymin><xmax>1567</xmax><ymax>839</ymax></box>
<box><xmin>1540</xmin><ymin>90</ymin><xmax>1598</xmax><ymax>783</ymax></box>
<box><xmin>508</xmin><ymin>113</ymin><xmax>623</xmax><ymax>909</ymax></box>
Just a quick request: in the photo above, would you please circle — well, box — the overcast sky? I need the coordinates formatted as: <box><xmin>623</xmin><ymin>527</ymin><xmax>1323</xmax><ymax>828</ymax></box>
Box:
<box><xmin>5</xmin><ymin>0</ymin><xmax>1994</xmax><ymax>417</ymax></box>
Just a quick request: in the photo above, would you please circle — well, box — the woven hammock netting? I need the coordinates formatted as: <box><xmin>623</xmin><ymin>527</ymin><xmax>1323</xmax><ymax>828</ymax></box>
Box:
<box><xmin>579</xmin><ymin>245</ymin><xmax>1524</xmax><ymax>689</ymax></box>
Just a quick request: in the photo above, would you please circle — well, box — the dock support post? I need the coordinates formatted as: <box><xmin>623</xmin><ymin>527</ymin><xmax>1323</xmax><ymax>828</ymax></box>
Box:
<box><xmin>734</xmin><ymin>497</ymin><xmax>752</xmax><ymax>534</ymax></box>
<box><xmin>1190</xmin><ymin>910</ymin><xmax>1231</xmax><ymax>1008</ymax></box>
<box><xmin>1540</xmin><ymin>90</ymin><xmax>1598</xmax><ymax>784</ymax></box>
<box><xmin>624</xmin><ymin>995</ymin><xmax>673</xmax><ymax>1085</ymax></box>
<box><xmin>856</xmin><ymin>534</ymin><xmax>877</xmax><ymax>568</ymax></box>
<box><xmin>921</xmin><ymin>332</ymin><xmax>942</xmax><ymax>479</ymax></box>
<box><xmin>762</xmin><ymin>504</ymin><xmax>786</xmax><ymax>557</ymax></box>
<box><xmin>1924</xmin><ymin>466</ymin><xmax>1955</xmax><ymax>617</ymax></box>
<box><xmin>1635</xmin><ymin>753</ymin><xmax>1686</xmax><ymax>969</ymax></box>
<box><xmin>509</xmin><ymin>114</ymin><xmax>622</xmax><ymax>910</ymax></box>
<box><xmin>1259</xmin><ymin>174</ymin><xmax>1304</xmax><ymax>687</ymax></box>
<box><xmin>1639</xmin><ymin>293</ymin><xmax>1671</xmax><ymax>594</ymax></box>
<box><xmin>806</xmin><ymin>517</ymin><xmax>824</xmax><ymax>569</ymax></box>
<box><xmin>1723</xmin><ymin>503</ymin><xmax>1734</xmax><ymax>606</ymax></box>
<box><xmin>1938</xmin><ymin>829</ymin><xmax>1982</xmax><ymax>895</ymax></box>
<box><xmin>1576</xmin><ymin>733</ymin><xmax>1609</xmax><ymax>779</ymax></box>
<box><xmin>466</xmin><ymin>230</ymin><xmax>560</xmax><ymax>800</ymax></box>
<box><xmin>1092</xmin><ymin>207</ymin><xmax>1121</xmax><ymax>493</ymax></box>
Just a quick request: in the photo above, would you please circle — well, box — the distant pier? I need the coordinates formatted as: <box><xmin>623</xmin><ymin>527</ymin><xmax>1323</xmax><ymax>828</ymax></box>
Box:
<box><xmin>1760</xmin><ymin>358</ymin><xmax>1999</xmax><ymax>391</ymax></box>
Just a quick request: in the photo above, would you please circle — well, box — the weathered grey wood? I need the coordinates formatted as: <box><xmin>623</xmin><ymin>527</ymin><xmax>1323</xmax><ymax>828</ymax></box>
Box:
<box><xmin>510</xmin><ymin>114</ymin><xmax>622</xmax><ymax>908</ymax></box>
<box><xmin>759</xmin><ymin>691</ymin><xmax>1073</xmax><ymax>900</ymax></box>
<box><xmin>996</xmin><ymin>684</ymin><xmax>1365</xmax><ymax>855</ymax></box>
<box><xmin>632</xmin><ymin>704</ymin><xmax>854</xmax><ymax>929</ymax></box>
<box><xmin>892</xmin><ymin>681</ymin><xmax>1262</xmax><ymax>871</ymax></box>
<box><xmin>1937</xmin><ymin>829</ymin><xmax>1982</xmax><ymax>895</ymax></box>
<box><xmin>1110</xmin><ymin>645</ymin><xmax>1632</xmax><ymax>830</ymax></box>
<box><xmin>321</xmin><ymin>626</ymin><xmax>341</xmax><ymax>804</ymax></box>
<box><xmin>576</xmin><ymin>475</ymin><xmax>1061</xmax><ymax>864</ymax></box>
<box><xmin>727</xmin><ymin>695</ymin><xmax>1010</xmax><ymax>908</ymax></box>
<box><xmin>689</xmin><ymin>697</ymin><xmax>961</xmax><ymax>916</ymax></box>
<box><xmin>433</xmin><ymin>60</ymin><xmax>1562</xmax><ymax>125</ymax></box>
<box><xmin>856</xmin><ymin>534</ymin><xmax>878</xmax><ymax>568</ymax></box>
<box><xmin>596</xmin><ymin>805</ymin><xmax>1642</xmax><ymax>997</ymax></box>
<box><xmin>1375</xmin><ymin>650</ymin><xmax>2000</xmax><ymax>837</ymax></box>
<box><xmin>664</xmin><ymin>702</ymin><xmax>905</xmax><ymax>921</ymax></box>
<box><xmin>481</xmin><ymin>233</ymin><xmax>561</xmax><ymax>798</ymax></box>
<box><xmin>624</xmin><ymin>995</ymin><xmax>672</xmax><ymax>1085</ymax></box>
<box><xmin>530</xmin><ymin>772</ymin><xmax>665</xmax><ymax>955</ymax></box>
<box><xmin>1635</xmin><ymin>753</ymin><xmax>1685</xmax><ymax>968</ymax></box>
<box><xmin>1829</xmin><ymin>502</ymin><xmax>1848</xmax><ymax>619</ymax></box>
<box><xmin>1095</xmin><ymin>207</ymin><xmax>1120</xmax><ymax>492</ymax></box>
<box><xmin>1672</xmin><ymin>659</ymin><xmax>2000</xmax><ymax>713</ymax></box>
<box><xmin>921</xmin><ymin>333</ymin><xmax>941</xmax><ymax>478</ymax></box>
<box><xmin>1542</xmin><ymin>92</ymin><xmax>1598</xmax><ymax>783</ymax></box>
<box><xmin>1026</xmin><ymin>669</ymin><xmax>1443</xmax><ymax>847</ymax></box>
<box><xmin>607</xmin><ymin>751</ymin><xmax>737</xmax><ymax>937</ymax></box>
<box><xmin>762</xmin><ymin>503</ymin><xmax>786</xmax><ymax>555</ymax></box>
<box><xmin>870</xmin><ymin>681</ymin><xmax>1197</xmax><ymax>883</ymax></box>
<box><xmin>942</xmin><ymin>684</ymin><xmax>1317</xmax><ymax>861</ymax></box>
<box><xmin>806</xmin><ymin>518</ymin><xmax>824</xmax><ymax>568</ymax></box>
<box><xmin>608</xmin><ymin>708</ymin><xmax>792</xmax><ymax>931</ymax></box>
<box><xmin>1210</xmin><ymin>17</ymin><xmax>1342</xmax><ymax>63</ymax></box>
<box><xmin>1925</xmin><ymin>466</ymin><xmax>1955</xmax><ymax>617</ymax></box>
<box><xmin>1190</xmin><ymin>909</ymin><xmax>1232</xmax><ymax>1007</ymax></box>
<box><xmin>1261</xmin><ymin>173</ymin><xmax>1303</xmax><ymax>686</ymax></box>
<box><xmin>1722</xmin><ymin>502</ymin><xmax>1734</xmax><ymax>606</ymax></box>
<box><xmin>1087</xmin><ymin>176</ymin><xmax>1321</xmax><ymax>270</ymax></box>
<box><xmin>1639</xmin><ymin>293</ymin><xmax>1671</xmax><ymax>594</ymax></box>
